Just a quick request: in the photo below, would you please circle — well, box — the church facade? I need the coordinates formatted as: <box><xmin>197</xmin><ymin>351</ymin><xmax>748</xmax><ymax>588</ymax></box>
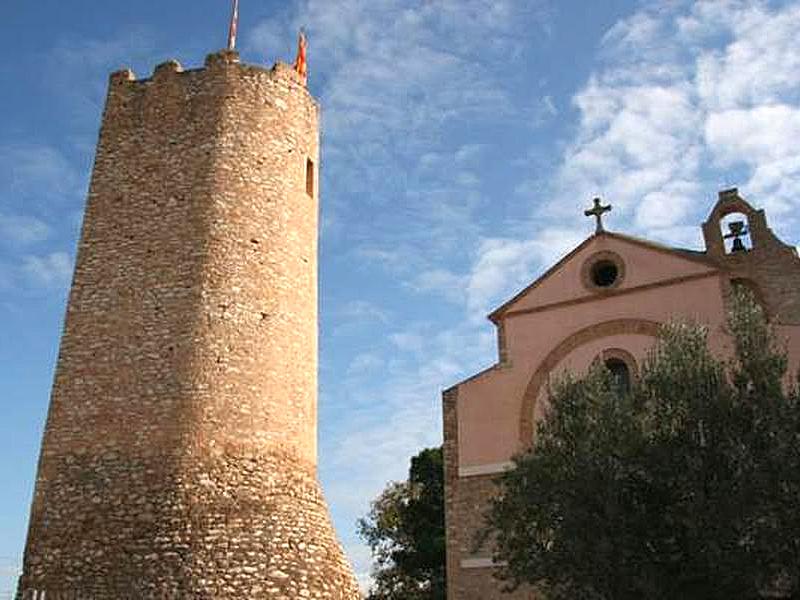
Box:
<box><xmin>443</xmin><ymin>189</ymin><xmax>800</xmax><ymax>600</ymax></box>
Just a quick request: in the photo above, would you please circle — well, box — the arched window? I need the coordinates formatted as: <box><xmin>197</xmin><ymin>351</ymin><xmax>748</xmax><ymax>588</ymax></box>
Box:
<box><xmin>729</xmin><ymin>277</ymin><xmax>767</xmax><ymax>314</ymax></box>
<box><xmin>605</xmin><ymin>357</ymin><xmax>631</xmax><ymax>396</ymax></box>
<box><xmin>595</xmin><ymin>348</ymin><xmax>637</xmax><ymax>396</ymax></box>
<box><xmin>720</xmin><ymin>212</ymin><xmax>753</xmax><ymax>254</ymax></box>
<box><xmin>730</xmin><ymin>277</ymin><xmax>758</xmax><ymax>296</ymax></box>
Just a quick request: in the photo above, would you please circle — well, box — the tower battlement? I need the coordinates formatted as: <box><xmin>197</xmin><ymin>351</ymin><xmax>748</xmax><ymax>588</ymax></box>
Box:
<box><xmin>108</xmin><ymin>51</ymin><xmax>311</xmax><ymax>97</ymax></box>
<box><xmin>17</xmin><ymin>45</ymin><xmax>359</xmax><ymax>599</ymax></box>
<box><xmin>102</xmin><ymin>52</ymin><xmax>318</xmax><ymax>161</ymax></box>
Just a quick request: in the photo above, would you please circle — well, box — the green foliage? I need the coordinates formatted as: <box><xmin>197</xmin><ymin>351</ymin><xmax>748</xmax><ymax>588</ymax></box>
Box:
<box><xmin>358</xmin><ymin>447</ymin><xmax>446</xmax><ymax>600</ymax></box>
<box><xmin>485</xmin><ymin>291</ymin><xmax>800</xmax><ymax>599</ymax></box>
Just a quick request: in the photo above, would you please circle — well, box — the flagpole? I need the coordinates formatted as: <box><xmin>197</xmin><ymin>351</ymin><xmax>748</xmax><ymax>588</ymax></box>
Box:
<box><xmin>227</xmin><ymin>0</ymin><xmax>240</xmax><ymax>51</ymax></box>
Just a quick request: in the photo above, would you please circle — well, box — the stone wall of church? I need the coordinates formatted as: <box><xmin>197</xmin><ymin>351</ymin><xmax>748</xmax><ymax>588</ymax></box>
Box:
<box><xmin>17</xmin><ymin>50</ymin><xmax>359</xmax><ymax>599</ymax></box>
<box><xmin>443</xmin><ymin>388</ymin><xmax>537</xmax><ymax>600</ymax></box>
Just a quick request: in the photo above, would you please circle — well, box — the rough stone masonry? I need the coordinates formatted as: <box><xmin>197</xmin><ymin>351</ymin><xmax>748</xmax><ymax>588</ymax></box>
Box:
<box><xmin>16</xmin><ymin>50</ymin><xmax>361</xmax><ymax>599</ymax></box>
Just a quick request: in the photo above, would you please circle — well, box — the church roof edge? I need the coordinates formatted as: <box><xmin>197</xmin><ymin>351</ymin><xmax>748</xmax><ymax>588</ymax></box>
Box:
<box><xmin>487</xmin><ymin>231</ymin><xmax>715</xmax><ymax>323</ymax></box>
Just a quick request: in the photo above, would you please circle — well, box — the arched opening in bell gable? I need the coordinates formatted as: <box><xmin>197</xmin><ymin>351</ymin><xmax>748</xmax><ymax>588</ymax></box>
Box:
<box><xmin>719</xmin><ymin>212</ymin><xmax>753</xmax><ymax>254</ymax></box>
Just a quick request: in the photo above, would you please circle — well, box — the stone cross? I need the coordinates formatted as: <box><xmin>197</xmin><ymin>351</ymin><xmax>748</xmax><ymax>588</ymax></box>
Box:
<box><xmin>584</xmin><ymin>197</ymin><xmax>612</xmax><ymax>233</ymax></box>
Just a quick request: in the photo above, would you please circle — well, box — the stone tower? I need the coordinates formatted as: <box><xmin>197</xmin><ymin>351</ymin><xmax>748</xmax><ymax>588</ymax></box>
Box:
<box><xmin>17</xmin><ymin>50</ymin><xmax>360</xmax><ymax>599</ymax></box>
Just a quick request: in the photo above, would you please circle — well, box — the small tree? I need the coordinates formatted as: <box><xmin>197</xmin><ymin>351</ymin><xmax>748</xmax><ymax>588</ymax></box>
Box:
<box><xmin>485</xmin><ymin>292</ymin><xmax>800</xmax><ymax>599</ymax></box>
<box><xmin>358</xmin><ymin>446</ymin><xmax>446</xmax><ymax>600</ymax></box>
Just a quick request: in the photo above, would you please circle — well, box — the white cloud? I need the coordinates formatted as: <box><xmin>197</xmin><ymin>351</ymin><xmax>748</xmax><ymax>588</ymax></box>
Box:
<box><xmin>553</xmin><ymin>77</ymin><xmax>702</xmax><ymax>223</ymax></box>
<box><xmin>706</xmin><ymin>105</ymin><xmax>800</xmax><ymax>167</ymax></box>
<box><xmin>531</xmin><ymin>0</ymin><xmax>800</xmax><ymax>242</ymax></box>
<box><xmin>250</xmin><ymin>0</ymin><xmax>550</xmax><ymax>263</ymax></box>
<box><xmin>337</xmin><ymin>300</ymin><xmax>391</xmax><ymax>324</ymax></box>
<box><xmin>45</xmin><ymin>27</ymin><xmax>159</xmax><ymax>126</ymax></box>
<box><xmin>409</xmin><ymin>269</ymin><xmax>466</xmax><ymax>304</ymax></box>
<box><xmin>322</xmin><ymin>320</ymin><xmax>495</xmax><ymax>496</ymax></box>
<box><xmin>694</xmin><ymin>3</ymin><xmax>800</xmax><ymax>111</ymax></box>
<box><xmin>704</xmin><ymin>103</ymin><xmax>800</xmax><ymax>220</ymax></box>
<box><xmin>296</xmin><ymin>0</ymin><xmax>530</xmax><ymax>152</ymax></box>
<box><xmin>347</xmin><ymin>353</ymin><xmax>384</xmax><ymax>376</ymax></box>
<box><xmin>454</xmin><ymin>144</ymin><xmax>484</xmax><ymax>164</ymax></box>
<box><xmin>0</xmin><ymin>145</ymin><xmax>82</xmax><ymax>210</ymax></box>
<box><xmin>744</xmin><ymin>156</ymin><xmax>800</xmax><ymax>218</ymax></box>
<box><xmin>0</xmin><ymin>144</ymin><xmax>80</xmax><ymax>294</ymax></box>
<box><xmin>0</xmin><ymin>31</ymin><xmax>163</xmax><ymax>310</ymax></box>
<box><xmin>635</xmin><ymin>180</ymin><xmax>702</xmax><ymax>230</ymax></box>
<box><xmin>465</xmin><ymin>227</ymin><xmax>584</xmax><ymax>317</ymax></box>
<box><xmin>0</xmin><ymin>214</ymin><xmax>50</xmax><ymax>245</ymax></box>
<box><xmin>388</xmin><ymin>331</ymin><xmax>426</xmax><ymax>354</ymax></box>
<box><xmin>537</xmin><ymin>95</ymin><xmax>558</xmax><ymax>122</ymax></box>
<box><xmin>20</xmin><ymin>252</ymin><xmax>73</xmax><ymax>288</ymax></box>
<box><xmin>352</xmin><ymin>246</ymin><xmax>409</xmax><ymax>273</ymax></box>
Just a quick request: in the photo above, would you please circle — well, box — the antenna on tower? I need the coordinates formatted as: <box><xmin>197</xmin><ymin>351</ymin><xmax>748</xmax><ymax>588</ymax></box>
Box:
<box><xmin>227</xmin><ymin>0</ymin><xmax>240</xmax><ymax>51</ymax></box>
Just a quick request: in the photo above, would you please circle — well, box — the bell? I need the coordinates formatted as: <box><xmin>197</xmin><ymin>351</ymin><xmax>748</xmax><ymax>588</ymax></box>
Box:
<box><xmin>728</xmin><ymin>221</ymin><xmax>746</xmax><ymax>236</ymax></box>
<box><xmin>725</xmin><ymin>220</ymin><xmax>749</xmax><ymax>254</ymax></box>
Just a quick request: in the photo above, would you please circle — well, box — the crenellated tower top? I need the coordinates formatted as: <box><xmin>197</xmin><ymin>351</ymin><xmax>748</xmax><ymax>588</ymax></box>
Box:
<box><xmin>109</xmin><ymin>50</ymin><xmax>313</xmax><ymax>95</ymax></box>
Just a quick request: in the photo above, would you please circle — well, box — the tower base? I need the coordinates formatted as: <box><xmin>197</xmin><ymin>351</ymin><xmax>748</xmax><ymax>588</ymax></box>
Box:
<box><xmin>18</xmin><ymin>450</ymin><xmax>361</xmax><ymax>599</ymax></box>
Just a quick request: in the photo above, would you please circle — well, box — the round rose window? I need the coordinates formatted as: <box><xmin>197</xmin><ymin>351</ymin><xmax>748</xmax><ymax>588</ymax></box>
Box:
<box><xmin>591</xmin><ymin>260</ymin><xmax>619</xmax><ymax>287</ymax></box>
<box><xmin>581</xmin><ymin>251</ymin><xmax>625</xmax><ymax>292</ymax></box>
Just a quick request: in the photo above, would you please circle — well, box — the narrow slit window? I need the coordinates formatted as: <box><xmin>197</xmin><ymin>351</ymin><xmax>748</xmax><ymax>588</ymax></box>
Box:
<box><xmin>306</xmin><ymin>158</ymin><xmax>315</xmax><ymax>197</ymax></box>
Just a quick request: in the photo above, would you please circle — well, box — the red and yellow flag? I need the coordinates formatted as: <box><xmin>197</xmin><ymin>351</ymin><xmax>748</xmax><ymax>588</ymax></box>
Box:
<box><xmin>294</xmin><ymin>30</ymin><xmax>308</xmax><ymax>84</ymax></box>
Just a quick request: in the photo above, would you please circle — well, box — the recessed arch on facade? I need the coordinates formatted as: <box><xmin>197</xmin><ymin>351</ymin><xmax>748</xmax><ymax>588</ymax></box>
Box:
<box><xmin>518</xmin><ymin>318</ymin><xmax>661</xmax><ymax>446</ymax></box>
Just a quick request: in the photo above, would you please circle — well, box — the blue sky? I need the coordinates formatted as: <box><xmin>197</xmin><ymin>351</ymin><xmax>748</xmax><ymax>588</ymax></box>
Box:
<box><xmin>2</xmin><ymin>0</ymin><xmax>800</xmax><ymax>594</ymax></box>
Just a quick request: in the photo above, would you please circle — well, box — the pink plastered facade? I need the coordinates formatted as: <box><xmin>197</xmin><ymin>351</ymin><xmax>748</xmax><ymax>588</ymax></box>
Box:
<box><xmin>443</xmin><ymin>189</ymin><xmax>800</xmax><ymax>600</ymax></box>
